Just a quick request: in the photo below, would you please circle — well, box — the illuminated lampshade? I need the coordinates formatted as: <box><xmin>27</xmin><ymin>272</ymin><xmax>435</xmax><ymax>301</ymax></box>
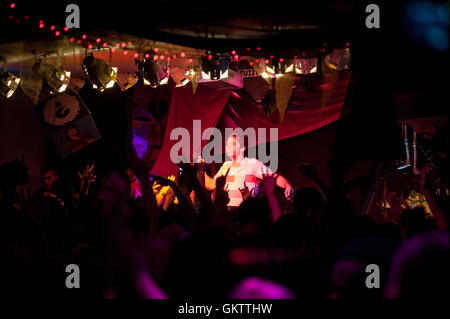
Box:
<box><xmin>286</xmin><ymin>57</ymin><xmax>318</xmax><ymax>75</ymax></box>
<box><xmin>0</xmin><ymin>71</ymin><xmax>20</xmax><ymax>99</ymax></box>
<box><xmin>261</xmin><ymin>58</ymin><xmax>287</xmax><ymax>79</ymax></box>
<box><xmin>82</xmin><ymin>54</ymin><xmax>118</xmax><ymax>91</ymax></box>
<box><xmin>33</xmin><ymin>61</ymin><xmax>71</xmax><ymax>93</ymax></box>
<box><xmin>201</xmin><ymin>51</ymin><xmax>230</xmax><ymax>80</ymax></box>
<box><xmin>136</xmin><ymin>50</ymin><xmax>168</xmax><ymax>88</ymax></box>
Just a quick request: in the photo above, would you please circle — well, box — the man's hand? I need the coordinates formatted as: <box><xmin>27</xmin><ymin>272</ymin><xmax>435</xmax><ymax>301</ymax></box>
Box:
<box><xmin>239</xmin><ymin>181</ymin><xmax>253</xmax><ymax>201</ymax></box>
<box><xmin>215</xmin><ymin>168</ymin><xmax>230</xmax><ymax>191</ymax></box>
<box><xmin>78</xmin><ymin>164</ymin><xmax>97</xmax><ymax>195</ymax></box>
<box><xmin>284</xmin><ymin>184</ymin><xmax>294</xmax><ymax>200</ymax></box>
<box><xmin>262</xmin><ymin>172</ymin><xmax>278</xmax><ymax>195</ymax></box>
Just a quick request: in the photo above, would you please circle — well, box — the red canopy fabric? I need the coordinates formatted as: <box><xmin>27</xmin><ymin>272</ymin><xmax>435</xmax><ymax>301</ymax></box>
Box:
<box><xmin>151</xmin><ymin>84</ymin><xmax>232</xmax><ymax>177</ymax></box>
<box><xmin>151</xmin><ymin>71</ymin><xmax>352</xmax><ymax>177</ymax></box>
<box><xmin>220</xmin><ymin>71</ymin><xmax>352</xmax><ymax>145</ymax></box>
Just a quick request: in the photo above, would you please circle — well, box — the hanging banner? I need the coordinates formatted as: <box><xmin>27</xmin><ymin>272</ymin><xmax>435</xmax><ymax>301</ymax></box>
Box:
<box><xmin>36</xmin><ymin>89</ymin><xmax>101</xmax><ymax>158</ymax></box>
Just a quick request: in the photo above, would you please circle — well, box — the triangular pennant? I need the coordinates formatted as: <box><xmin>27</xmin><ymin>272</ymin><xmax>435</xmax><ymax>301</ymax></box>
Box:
<box><xmin>19</xmin><ymin>72</ymin><xmax>43</xmax><ymax>105</ymax></box>
<box><xmin>275</xmin><ymin>72</ymin><xmax>296</xmax><ymax>123</ymax></box>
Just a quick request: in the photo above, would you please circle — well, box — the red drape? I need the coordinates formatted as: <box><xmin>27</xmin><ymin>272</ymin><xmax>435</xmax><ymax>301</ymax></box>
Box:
<box><xmin>220</xmin><ymin>71</ymin><xmax>352</xmax><ymax>145</ymax></box>
<box><xmin>151</xmin><ymin>71</ymin><xmax>351</xmax><ymax>176</ymax></box>
<box><xmin>151</xmin><ymin>84</ymin><xmax>232</xmax><ymax>177</ymax></box>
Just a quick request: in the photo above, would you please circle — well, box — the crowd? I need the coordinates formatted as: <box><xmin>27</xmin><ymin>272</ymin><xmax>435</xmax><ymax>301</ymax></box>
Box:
<box><xmin>0</xmin><ymin>146</ymin><xmax>448</xmax><ymax>299</ymax></box>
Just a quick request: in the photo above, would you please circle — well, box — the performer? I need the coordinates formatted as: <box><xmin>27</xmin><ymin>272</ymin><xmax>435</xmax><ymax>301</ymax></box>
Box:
<box><xmin>204</xmin><ymin>134</ymin><xmax>293</xmax><ymax>207</ymax></box>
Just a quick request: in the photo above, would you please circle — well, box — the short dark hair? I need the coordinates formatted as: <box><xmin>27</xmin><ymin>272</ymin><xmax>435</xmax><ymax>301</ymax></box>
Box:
<box><xmin>40</xmin><ymin>165</ymin><xmax>58</xmax><ymax>175</ymax></box>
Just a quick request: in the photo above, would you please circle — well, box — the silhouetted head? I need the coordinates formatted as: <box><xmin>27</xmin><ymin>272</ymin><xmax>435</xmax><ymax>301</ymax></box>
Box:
<box><xmin>292</xmin><ymin>187</ymin><xmax>324</xmax><ymax>218</ymax></box>
<box><xmin>385</xmin><ymin>232</ymin><xmax>449</xmax><ymax>298</ymax></box>
<box><xmin>238</xmin><ymin>197</ymin><xmax>271</xmax><ymax>228</ymax></box>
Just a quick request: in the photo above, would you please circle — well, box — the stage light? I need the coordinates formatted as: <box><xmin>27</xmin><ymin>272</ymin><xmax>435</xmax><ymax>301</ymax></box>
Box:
<box><xmin>201</xmin><ymin>51</ymin><xmax>230</xmax><ymax>80</ymax></box>
<box><xmin>0</xmin><ymin>71</ymin><xmax>20</xmax><ymax>99</ymax></box>
<box><xmin>33</xmin><ymin>61</ymin><xmax>71</xmax><ymax>93</ymax></box>
<box><xmin>287</xmin><ymin>57</ymin><xmax>318</xmax><ymax>75</ymax></box>
<box><xmin>82</xmin><ymin>54</ymin><xmax>118</xmax><ymax>92</ymax></box>
<box><xmin>136</xmin><ymin>49</ymin><xmax>168</xmax><ymax>88</ymax></box>
<box><xmin>261</xmin><ymin>57</ymin><xmax>288</xmax><ymax>79</ymax></box>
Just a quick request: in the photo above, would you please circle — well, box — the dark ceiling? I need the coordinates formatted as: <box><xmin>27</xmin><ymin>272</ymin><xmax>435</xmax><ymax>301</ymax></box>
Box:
<box><xmin>2</xmin><ymin>1</ymin><xmax>386</xmax><ymax>50</ymax></box>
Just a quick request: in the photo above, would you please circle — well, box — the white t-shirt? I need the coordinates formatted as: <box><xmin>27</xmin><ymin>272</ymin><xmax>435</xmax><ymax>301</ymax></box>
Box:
<box><xmin>214</xmin><ymin>157</ymin><xmax>272</xmax><ymax>207</ymax></box>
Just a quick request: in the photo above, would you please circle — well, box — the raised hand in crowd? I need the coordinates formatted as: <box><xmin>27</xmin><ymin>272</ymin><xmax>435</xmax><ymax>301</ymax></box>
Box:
<box><xmin>78</xmin><ymin>164</ymin><xmax>97</xmax><ymax>196</ymax></box>
<box><xmin>262</xmin><ymin>171</ymin><xmax>283</xmax><ymax>223</ymax></box>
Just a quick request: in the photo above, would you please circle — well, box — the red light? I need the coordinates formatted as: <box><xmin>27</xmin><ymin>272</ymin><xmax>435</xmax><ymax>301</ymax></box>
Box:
<box><xmin>249</xmin><ymin>62</ymin><xmax>253</xmax><ymax>66</ymax></box>
<box><xmin>246</xmin><ymin>48</ymin><xmax>250</xmax><ymax>51</ymax></box>
<box><xmin>234</xmin><ymin>55</ymin><xmax>239</xmax><ymax>61</ymax></box>
<box><xmin>346</xmin><ymin>42</ymin><xmax>349</xmax><ymax>46</ymax></box>
<box><xmin>180</xmin><ymin>52</ymin><xmax>185</xmax><ymax>57</ymax></box>
<box><xmin>167</xmin><ymin>57</ymin><xmax>171</xmax><ymax>61</ymax></box>
<box><xmin>173</xmin><ymin>55</ymin><xmax>177</xmax><ymax>59</ymax></box>
<box><xmin>88</xmin><ymin>44</ymin><xmax>93</xmax><ymax>49</ymax></box>
<box><xmin>270</xmin><ymin>55</ymin><xmax>274</xmax><ymax>59</ymax></box>
<box><xmin>154</xmin><ymin>48</ymin><xmax>159</xmax><ymax>53</ymax></box>
<box><xmin>77</xmin><ymin>40</ymin><xmax>81</xmax><ymax>44</ymax></box>
<box><xmin>231</xmin><ymin>50</ymin><xmax>236</xmax><ymax>55</ymax></box>
<box><xmin>188</xmin><ymin>58</ymin><xmax>193</xmax><ymax>63</ymax></box>
<box><xmin>9</xmin><ymin>16</ymin><xmax>13</xmax><ymax>20</ymax></box>
<box><xmin>112</xmin><ymin>48</ymin><xmax>116</xmax><ymax>53</ymax></box>
<box><xmin>324</xmin><ymin>42</ymin><xmax>327</xmax><ymax>47</ymax></box>
<box><xmin>103</xmin><ymin>42</ymin><xmax>108</xmax><ymax>47</ymax></box>
<box><xmin>160</xmin><ymin>55</ymin><xmax>164</xmax><ymax>60</ymax></box>
<box><xmin>255</xmin><ymin>59</ymin><xmax>259</xmax><ymax>63</ymax></box>
<box><xmin>134</xmin><ymin>53</ymin><xmax>139</xmax><ymax>58</ymax></box>
<box><xmin>265</xmin><ymin>59</ymin><xmax>269</xmax><ymax>64</ymax></box>
<box><xmin>50</xmin><ymin>25</ymin><xmax>55</xmax><ymax>31</ymax></box>
<box><xmin>257</xmin><ymin>46</ymin><xmax>261</xmax><ymax>51</ymax></box>
<box><xmin>165</xmin><ymin>51</ymin><xmax>168</xmax><ymax>54</ymax></box>
<box><xmin>153</xmin><ymin>55</ymin><xmax>158</xmax><ymax>60</ymax></box>
<box><xmin>25</xmin><ymin>16</ymin><xmax>29</xmax><ymax>20</ymax></box>
<box><xmin>64</xmin><ymin>26</ymin><xmax>69</xmax><ymax>32</ymax></box>
<box><xmin>39</xmin><ymin>23</ymin><xmax>44</xmax><ymax>29</ymax></box>
<box><xmin>279</xmin><ymin>58</ymin><xmax>284</xmax><ymax>62</ymax></box>
<box><xmin>55</xmin><ymin>31</ymin><xmax>60</xmax><ymax>36</ymax></box>
<box><xmin>10</xmin><ymin>3</ymin><xmax>16</xmax><ymax>9</ymax></box>
<box><xmin>115</xmin><ymin>43</ymin><xmax>120</xmax><ymax>48</ymax></box>
<box><xmin>96</xmin><ymin>38</ymin><xmax>101</xmax><ymax>43</ymax></box>
<box><xmin>128</xmin><ymin>41</ymin><xmax>132</xmax><ymax>45</ymax></box>
<box><xmin>82</xmin><ymin>34</ymin><xmax>87</xmax><ymax>39</ymax></box>
<box><xmin>145</xmin><ymin>53</ymin><xmax>150</xmax><ymax>59</ymax></box>
<box><xmin>203</xmin><ymin>53</ymin><xmax>206</xmax><ymax>57</ymax></box>
<box><xmin>39</xmin><ymin>20</ymin><xmax>43</xmax><ymax>24</ymax></box>
<box><xmin>121</xmin><ymin>42</ymin><xmax>126</xmax><ymax>48</ymax></box>
<box><xmin>217</xmin><ymin>62</ymin><xmax>220</xmax><ymax>65</ymax></box>
<box><xmin>294</xmin><ymin>56</ymin><xmax>297</xmax><ymax>59</ymax></box>
<box><xmin>70</xmin><ymin>37</ymin><xmax>74</xmax><ymax>42</ymax></box>
<box><xmin>123</xmin><ymin>50</ymin><xmax>128</xmax><ymax>55</ymax></box>
<box><xmin>208</xmin><ymin>55</ymin><xmax>212</xmax><ymax>60</ymax></box>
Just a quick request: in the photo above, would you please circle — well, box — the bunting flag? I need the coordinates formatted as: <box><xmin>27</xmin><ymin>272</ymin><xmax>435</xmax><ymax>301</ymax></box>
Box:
<box><xmin>274</xmin><ymin>72</ymin><xmax>296</xmax><ymax>123</ymax></box>
<box><xmin>191</xmin><ymin>68</ymin><xmax>199</xmax><ymax>95</ymax></box>
<box><xmin>19</xmin><ymin>72</ymin><xmax>43</xmax><ymax>105</ymax></box>
<box><xmin>321</xmin><ymin>48</ymin><xmax>351</xmax><ymax>109</ymax></box>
